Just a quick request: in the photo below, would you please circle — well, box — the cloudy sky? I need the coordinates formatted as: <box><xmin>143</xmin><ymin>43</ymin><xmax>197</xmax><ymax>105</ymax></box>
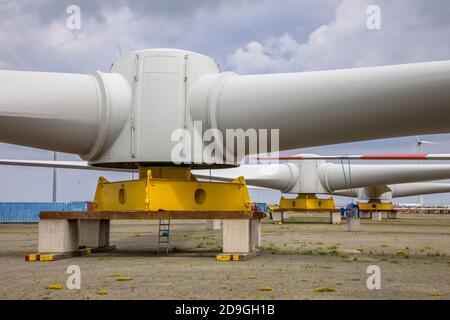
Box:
<box><xmin>1</xmin><ymin>0</ymin><xmax>450</xmax><ymax>204</ymax></box>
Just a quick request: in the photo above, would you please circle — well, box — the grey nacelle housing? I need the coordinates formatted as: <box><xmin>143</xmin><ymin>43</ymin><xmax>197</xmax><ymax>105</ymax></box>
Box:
<box><xmin>91</xmin><ymin>49</ymin><xmax>226</xmax><ymax>168</ymax></box>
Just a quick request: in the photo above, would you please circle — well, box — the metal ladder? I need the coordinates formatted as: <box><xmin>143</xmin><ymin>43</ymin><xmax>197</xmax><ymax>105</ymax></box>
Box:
<box><xmin>157</xmin><ymin>219</ymin><xmax>171</xmax><ymax>254</ymax></box>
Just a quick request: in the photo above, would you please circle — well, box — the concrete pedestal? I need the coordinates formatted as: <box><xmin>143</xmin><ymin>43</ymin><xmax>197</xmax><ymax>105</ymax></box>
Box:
<box><xmin>360</xmin><ymin>211</ymin><xmax>371</xmax><ymax>219</ymax></box>
<box><xmin>38</xmin><ymin>219</ymin><xmax>79</xmax><ymax>253</ymax></box>
<box><xmin>372</xmin><ymin>212</ymin><xmax>383</xmax><ymax>221</ymax></box>
<box><xmin>79</xmin><ymin>220</ymin><xmax>110</xmax><ymax>248</ymax></box>
<box><xmin>252</xmin><ymin>218</ymin><xmax>262</xmax><ymax>248</ymax></box>
<box><xmin>347</xmin><ymin>218</ymin><xmax>360</xmax><ymax>232</ymax></box>
<box><xmin>273</xmin><ymin>212</ymin><xmax>288</xmax><ymax>223</ymax></box>
<box><xmin>388</xmin><ymin>212</ymin><xmax>400</xmax><ymax>219</ymax></box>
<box><xmin>222</xmin><ymin>219</ymin><xmax>260</xmax><ymax>253</ymax></box>
<box><xmin>206</xmin><ymin>219</ymin><xmax>222</xmax><ymax>230</ymax></box>
<box><xmin>330</xmin><ymin>212</ymin><xmax>341</xmax><ymax>225</ymax></box>
<box><xmin>272</xmin><ymin>212</ymin><xmax>282</xmax><ymax>222</ymax></box>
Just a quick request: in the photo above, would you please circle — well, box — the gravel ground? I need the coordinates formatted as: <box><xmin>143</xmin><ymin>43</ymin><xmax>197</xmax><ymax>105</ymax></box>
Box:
<box><xmin>0</xmin><ymin>213</ymin><xmax>449</xmax><ymax>300</ymax></box>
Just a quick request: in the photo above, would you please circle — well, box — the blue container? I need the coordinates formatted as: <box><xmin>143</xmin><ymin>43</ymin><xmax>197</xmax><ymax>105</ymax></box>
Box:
<box><xmin>0</xmin><ymin>202</ymin><xmax>91</xmax><ymax>223</ymax></box>
<box><xmin>341</xmin><ymin>203</ymin><xmax>360</xmax><ymax>219</ymax></box>
<box><xmin>255</xmin><ymin>202</ymin><xmax>268</xmax><ymax>213</ymax></box>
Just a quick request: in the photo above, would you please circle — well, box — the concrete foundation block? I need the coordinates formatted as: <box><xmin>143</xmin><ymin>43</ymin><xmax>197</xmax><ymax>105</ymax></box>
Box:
<box><xmin>330</xmin><ymin>212</ymin><xmax>341</xmax><ymax>225</ymax></box>
<box><xmin>388</xmin><ymin>212</ymin><xmax>400</xmax><ymax>219</ymax></box>
<box><xmin>272</xmin><ymin>212</ymin><xmax>281</xmax><ymax>222</ymax></box>
<box><xmin>38</xmin><ymin>219</ymin><xmax>79</xmax><ymax>253</ymax></box>
<box><xmin>272</xmin><ymin>212</ymin><xmax>286</xmax><ymax>222</ymax></box>
<box><xmin>347</xmin><ymin>218</ymin><xmax>361</xmax><ymax>232</ymax></box>
<box><xmin>360</xmin><ymin>211</ymin><xmax>371</xmax><ymax>219</ymax></box>
<box><xmin>252</xmin><ymin>218</ymin><xmax>261</xmax><ymax>249</ymax></box>
<box><xmin>222</xmin><ymin>219</ymin><xmax>260</xmax><ymax>253</ymax></box>
<box><xmin>372</xmin><ymin>212</ymin><xmax>383</xmax><ymax>221</ymax></box>
<box><xmin>206</xmin><ymin>219</ymin><xmax>222</xmax><ymax>230</ymax></box>
<box><xmin>79</xmin><ymin>220</ymin><xmax>110</xmax><ymax>248</ymax></box>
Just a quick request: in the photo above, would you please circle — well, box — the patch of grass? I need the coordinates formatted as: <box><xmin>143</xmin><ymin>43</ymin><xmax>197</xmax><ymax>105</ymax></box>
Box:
<box><xmin>263</xmin><ymin>244</ymin><xmax>281</xmax><ymax>253</ymax></box>
<box><xmin>329</xmin><ymin>249</ymin><xmax>340</xmax><ymax>256</ymax></box>
<box><xmin>427</xmin><ymin>252</ymin><xmax>441</xmax><ymax>257</ymax></box>
<box><xmin>315</xmin><ymin>287</ymin><xmax>336</xmax><ymax>293</ymax></box>
<box><xmin>97</xmin><ymin>290</ymin><xmax>108</xmax><ymax>295</ymax></box>
<box><xmin>258</xmin><ymin>287</ymin><xmax>273</xmax><ymax>292</ymax></box>
<box><xmin>46</xmin><ymin>283</ymin><xmax>63</xmax><ymax>290</ymax></box>
<box><xmin>394</xmin><ymin>249</ymin><xmax>410</xmax><ymax>259</ymax></box>
<box><xmin>430</xmin><ymin>292</ymin><xmax>444</xmax><ymax>297</ymax></box>
<box><xmin>116</xmin><ymin>277</ymin><xmax>133</xmax><ymax>281</ymax></box>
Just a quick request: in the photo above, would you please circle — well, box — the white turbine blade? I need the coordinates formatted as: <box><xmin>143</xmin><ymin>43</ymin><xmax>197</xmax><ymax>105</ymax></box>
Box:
<box><xmin>257</xmin><ymin>153</ymin><xmax>450</xmax><ymax>160</ymax></box>
<box><xmin>0</xmin><ymin>159</ymin><xmax>136</xmax><ymax>172</ymax></box>
<box><xmin>420</xmin><ymin>140</ymin><xmax>440</xmax><ymax>145</ymax></box>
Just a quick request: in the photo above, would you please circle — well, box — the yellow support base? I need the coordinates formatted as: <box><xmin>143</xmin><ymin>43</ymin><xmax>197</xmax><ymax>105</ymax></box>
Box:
<box><xmin>93</xmin><ymin>167</ymin><xmax>252</xmax><ymax>212</ymax></box>
<box><xmin>357</xmin><ymin>199</ymin><xmax>394</xmax><ymax>211</ymax></box>
<box><xmin>279</xmin><ymin>194</ymin><xmax>335</xmax><ymax>211</ymax></box>
<box><xmin>216</xmin><ymin>250</ymin><xmax>260</xmax><ymax>261</ymax></box>
<box><xmin>25</xmin><ymin>246</ymin><xmax>116</xmax><ymax>262</ymax></box>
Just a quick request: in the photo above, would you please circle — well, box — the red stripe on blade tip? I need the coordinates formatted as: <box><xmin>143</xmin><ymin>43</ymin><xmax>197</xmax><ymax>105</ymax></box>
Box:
<box><xmin>361</xmin><ymin>154</ymin><xmax>428</xmax><ymax>160</ymax></box>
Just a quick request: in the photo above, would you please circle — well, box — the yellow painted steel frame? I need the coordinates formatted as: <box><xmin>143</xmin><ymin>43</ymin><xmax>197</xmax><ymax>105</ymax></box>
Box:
<box><xmin>279</xmin><ymin>193</ymin><xmax>335</xmax><ymax>210</ymax></box>
<box><xmin>357</xmin><ymin>199</ymin><xmax>394</xmax><ymax>211</ymax></box>
<box><xmin>93</xmin><ymin>167</ymin><xmax>252</xmax><ymax>212</ymax></box>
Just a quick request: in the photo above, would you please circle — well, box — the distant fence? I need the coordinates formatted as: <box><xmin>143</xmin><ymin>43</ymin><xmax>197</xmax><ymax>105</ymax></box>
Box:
<box><xmin>396</xmin><ymin>208</ymin><xmax>450</xmax><ymax>215</ymax></box>
<box><xmin>0</xmin><ymin>202</ymin><xmax>93</xmax><ymax>223</ymax></box>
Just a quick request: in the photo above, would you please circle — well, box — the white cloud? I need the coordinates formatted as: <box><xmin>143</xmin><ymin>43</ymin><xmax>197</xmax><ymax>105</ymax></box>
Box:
<box><xmin>227</xmin><ymin>0</ymin><xmax>450</xmax><ymax>74</ymax></box>
<box><xmin>0</xmin><ymin>0</ymin><xmax>341</xmax><ymax>72</ymax></box>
